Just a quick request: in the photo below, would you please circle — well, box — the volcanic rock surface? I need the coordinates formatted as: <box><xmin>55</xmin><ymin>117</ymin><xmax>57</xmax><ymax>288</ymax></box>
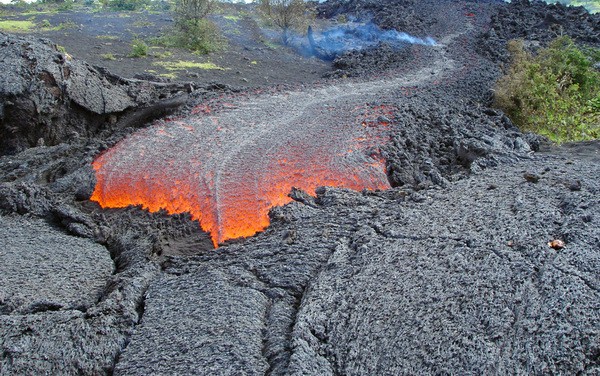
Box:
<box><xmin>0</xmin><ymin>0</ymin><xmax>599</xmax><ymax>375</ymax></box>
<box><xmin>0</xmin><ymin>31</ymin><xmax>194</xmax><ymax>155</ymax></box>
<box><xmin>0</xmin><ymin>215</ymin><xmax>113</xmax><ymax>314</ymax></box>
<box><xmin>478</xmin><ymin>0</ymin><xmax>600</xmax><ymax>61</ymax></box>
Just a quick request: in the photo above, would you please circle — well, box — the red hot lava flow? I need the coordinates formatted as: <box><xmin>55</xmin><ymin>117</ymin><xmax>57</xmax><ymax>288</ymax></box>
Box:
<box><xmin>91</xmin><ymin>97</ymin><xmax>393</xmax><ymax>247</ymax></box>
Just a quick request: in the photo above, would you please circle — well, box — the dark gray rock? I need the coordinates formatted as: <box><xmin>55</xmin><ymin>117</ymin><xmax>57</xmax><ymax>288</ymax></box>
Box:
<box><xmin>287</xmin><ymin>149</ymin><xmax>600</xmax><ymax>375</ymax></box>
<box><xmin>478</xmin><ymin>0</ymin><xmax>600</xmax><ymax>62</ymax></box>
<box><xmin>0</xmin><ymin>215</ymin><xmax>113</xmax><ymax>314</ymax></box>
<box><xmin>0</xmin><ymin>311</ymin><xmax>125</xmax><ymax>375</ymax></box>
<box><xmin>114</xmin><ymin>270</ymin><xmax>270</xmax><ymax>375</ymax></box>
<box><xmin>0</xmin><ymin>32</ymin><xmax>188</xmax><ymax>156</ymax></box>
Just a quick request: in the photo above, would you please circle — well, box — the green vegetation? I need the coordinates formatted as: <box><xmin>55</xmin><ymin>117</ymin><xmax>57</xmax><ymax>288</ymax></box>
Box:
<box><xmin>149</xmin><ymin>47</ymin><xmax>172</xmax><ymax>58</ymax></box>
<box><xmin>158</xmin><ymin>72</ymin><xmax>178</xmax><ymax>80</ymax></box>
<box><xmin>40</xmin><ymin>19</ymin><xmax>77</xmax><ymax>30</ymax></box>
<box><xmin>153</xmin><ymin>60</ymin><xmax>225</xmax><ymax>70</ymax></box>
<box><xmin>258</xmin><ymin>0</ymin><xmax>314</xmax><ymax>44</ymax></box>
<box><xmin>129</xmin><ymin>38</ymin><xmax>148</xmax><ymax>57</ymax></box>
<box><xmin>101</xmin><ymin>53</ymin><xmax>116</xmax><ymax>60</ymax></box>
<box><xmin>223</xmin><ymin>15</ymin><xmax>240</xmax><ymax>22</ymax></box>
<box><xmin>152</xmin><ymin>18</ymin><xmax>223</xmax><ymax>54</ymax></box>
<box><xmin>261</xmin><ymin>39</ymin><xmax>279</xmax><ymax>49</ymax></box>
<box><xmin>96</xmin><ymin>35</ymin><xmax>119</xmax><ymax>40</ymax></box>
<box><xmin>104</xmin><ymin>0</ymin><xmax>148</xmax><ymax>11</ymax></box>
<box><xmin>159</xmin><ymin>0</ymin><xmax>223</xmax><ymax>53</ymax></box>
<box><xmin>0</xmin><ymin>18</ymin><xmax>77</xmax><ymax>33</ymax></box>
<box><xmin>547</xmin><ymin>0</ymin><xmax>600</xmax><ymax>13</ymax></box>
<box><xmin>133</xmin><ymin>19</ymin><xmax>153</xmax><ymax>27</ymax></box>
<box><xmin>494</xmin><ymin>36</ymin><xmax>600</xmax><ymax>143</ymax></box>
<box><xmin>0</xmin><ymin>20</ymin><xmax>36</xmax><ymax>32</ymax></box>
<box><xmin>56</xmin><ymin>0</ymin><xmax>75</xmax><ymax>11</ymax></box>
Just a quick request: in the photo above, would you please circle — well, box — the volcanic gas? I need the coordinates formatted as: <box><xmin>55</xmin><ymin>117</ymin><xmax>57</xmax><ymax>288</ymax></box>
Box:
<box><xmin>91</xmin><ymin>92</ymin><xmax>393</xmax><ymax>247</ymax></box>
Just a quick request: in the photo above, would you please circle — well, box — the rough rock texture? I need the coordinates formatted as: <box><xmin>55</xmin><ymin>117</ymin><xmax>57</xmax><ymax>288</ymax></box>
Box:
<box><xmin>0</xmin><ymin>215</ymin><xmax>113</xmax><ymax>314</ymax></box>
<box><xmin>0</xmin><ymin>32</ymin><xmax>190</xmax><ymax>156</ymax></box>
<box><xmin>317</xmin><ymin>0</ymin><xmax>430</xmax><ymax>37</ymax></box>
<box><xmin>114</xmin><ymin>271</ymin><xmax>271</xmax><ymax>375</ymax></box>
<box><xmin>287</xmin><ymin>148</ymin><xmax>600</xmax><ymax>375</ymax></box>
<box><xmin>111</xmin><ymin>143</ymin><xmax>599</xmax><ymax>375</ymax></box>
<box><xmin>0</xmin><ymin>0</ymin><xmax>599</xmax><ymax>374</ymax></box>
<box><xmin>478</xmin><ymin>0</ymin><xmax>600</xmax><ymax>61</ymax></box>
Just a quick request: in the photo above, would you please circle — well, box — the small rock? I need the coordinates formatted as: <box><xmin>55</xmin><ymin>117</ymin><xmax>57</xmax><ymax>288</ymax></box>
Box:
<box><xmin>567</xmin><ymin>180</ymin><xmax>581</xmax><ymax>191</ymax></box>
<box><xmin>524</xmin><ymin>173</ymin><xmax>540</xmax><ymax>183</ymax></box>
<box><xmin>548</xmin><ymin>239</ymin><xmax>565</xmax><ymax>250</ymax></box>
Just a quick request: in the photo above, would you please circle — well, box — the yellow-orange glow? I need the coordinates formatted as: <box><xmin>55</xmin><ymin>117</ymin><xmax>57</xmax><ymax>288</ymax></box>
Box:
<box><xmin>91</xmin><ymin>102</ymin><xmax>394</xmax><ymax>247</ymax></box>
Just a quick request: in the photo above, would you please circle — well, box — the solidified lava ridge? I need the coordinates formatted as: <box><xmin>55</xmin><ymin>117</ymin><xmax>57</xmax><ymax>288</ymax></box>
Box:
<box><xmin>91</xmin><ymin>98</ymin><xmax>393</xmax><ymax>247</ymax></box>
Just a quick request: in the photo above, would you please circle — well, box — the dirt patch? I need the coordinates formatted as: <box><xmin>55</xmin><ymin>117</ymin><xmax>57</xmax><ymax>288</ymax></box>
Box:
<box><xmin>0</xmin><ymin>4</ymin><xmax>330</xmax><ymax>87</ymax></box>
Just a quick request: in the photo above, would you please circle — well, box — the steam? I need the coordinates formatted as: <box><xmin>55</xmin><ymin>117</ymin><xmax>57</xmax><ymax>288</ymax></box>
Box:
<box><xmin>319</xmin><ymin>23</ymin><xmax>436</xmax><ymax>51</ymax></box>
<box><xmin>299</xmin><ymin>22</ymin><xmax>437</xmax><ymax>60</ymax></box>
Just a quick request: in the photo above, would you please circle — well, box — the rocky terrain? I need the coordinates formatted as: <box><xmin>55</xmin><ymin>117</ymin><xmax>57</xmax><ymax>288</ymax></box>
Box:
<box><xmin>0</xmin><ymin>0</ymin><xmax>599</xmax><ymax>375</ymax></box>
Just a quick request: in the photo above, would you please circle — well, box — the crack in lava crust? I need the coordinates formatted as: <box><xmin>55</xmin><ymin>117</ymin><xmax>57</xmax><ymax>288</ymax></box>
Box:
<box><xmin>91</xmin><ymin>94</ymin><xmax>395</xmax><ymax>247</ymax></box>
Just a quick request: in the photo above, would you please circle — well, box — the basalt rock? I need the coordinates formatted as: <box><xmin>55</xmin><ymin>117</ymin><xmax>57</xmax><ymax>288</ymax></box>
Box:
<box><xmin>0</xmin><ymin>32</ymin><xmax>189</xmax><ymax>156</ymax></box>
<box><xmin>478</xmin><ymin>0</ymin><xmax>600</xmax><ymax>62</ymax></box>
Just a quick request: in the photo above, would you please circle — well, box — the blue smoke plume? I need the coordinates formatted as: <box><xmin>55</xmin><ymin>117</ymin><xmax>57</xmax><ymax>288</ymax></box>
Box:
<box><xmin>307</xmin><ymin>23</ymin><xmax>436</xmax><ymax>59</ymax></box>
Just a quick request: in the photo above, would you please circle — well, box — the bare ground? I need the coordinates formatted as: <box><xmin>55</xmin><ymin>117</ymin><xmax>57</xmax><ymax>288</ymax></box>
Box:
<box><xmin>1</xmin><ymin>3</ymin><xmax>330</xmax><ymax>87</ymax></box>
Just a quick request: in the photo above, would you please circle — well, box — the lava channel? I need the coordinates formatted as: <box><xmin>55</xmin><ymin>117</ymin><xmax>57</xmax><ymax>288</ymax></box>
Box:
<box><xmin>91</xmin><ymin>99</ymin><xmax>392</xmax><ymax>247</ymax></box>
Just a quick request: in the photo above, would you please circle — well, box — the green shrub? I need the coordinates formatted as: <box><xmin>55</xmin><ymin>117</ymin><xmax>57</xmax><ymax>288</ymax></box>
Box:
<box><xmin>129</xmin><ymin>38</ymin><xmax>148</xmax><ymax>57</ymax></box>
<box><xmin>152</xmin><ymin>19</ymin><xmax>223</xmax><ymax>54</ymax></box>
<box><xmin>494</xmin><ymin>36</ymin><xmax>600</xmax><ymax>143</ymax></box>
<box><xmin>56</xmin><ymin>44</ymin><xmax>67</xmax><ymax>54</ymax></box>
<box><xmin>257</xmin><ymin>0</ymin><xmax>314</xmax><ymax>44</ymax></box>
<box><xmin>107</xmin><ymin>0</ymin><xmax>147</xmax><ymax>11</ymax></box>
<box><xmin>57</xmin><ymin>0</ymin><xmax>74</xmax><ymax>11</ymax></box>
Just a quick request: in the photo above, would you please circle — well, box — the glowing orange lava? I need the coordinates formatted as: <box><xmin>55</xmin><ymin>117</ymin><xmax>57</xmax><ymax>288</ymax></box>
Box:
<box><xmin>91</xmin><ymin>99</ymin><xmax>393</xmax><ymax>247</ymax></box>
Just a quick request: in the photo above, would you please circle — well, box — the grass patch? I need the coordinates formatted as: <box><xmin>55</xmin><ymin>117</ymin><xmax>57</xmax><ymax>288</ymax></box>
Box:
<box><xmin>153</xmin><ymin>60</ymin><xmax>225</xmax><ymax>71</ymax></box>
<box><xmin>101</xmin><ymin>53</ymin><xmax>117</xmax><ymax>60</ymax></box>
<box><xmin>494</xmin><ymin>36</ymin><xmax>600</xmax><ymax>143</ymax></box>
<box><xmin>149</xmin><ymin>48</ymin><xmax>172</xmax><ymax>58</ymax></box>
<box><xmin>55</xmin><ymin>20</ymin><xmax>77</xmax><ymax>30</ymax></box>
<box><xmin>96</xmin><ymin>35</ymin><xmax>119</xmax><ymax>40</ymax></box>
<box><xmin>0</xmin><ymin>20</ymin><xmax>36</xmax><ymax>32</ymax></box>
<box><xmin>39</xmin><ymin>20</ymin><xmax>78</xmax><ymax>31</ymax></box>
<box><xmin>262</xmin><ymin>40</ymin><xmax>279</xmax><ymax>50</ymax></box>
<box><xmin>158</xmin><ymin>72</ymin><xmax>178</xmax><ymax>80</ymax></box>
<box><xmin>133</xmin><ymin>20</ymin><xmax>153</xmax><ymax>27</ymax></box>
<box><xmin>22</xmin><ymin>6</ymin><xmax>60</xmax><ymax>16</ymax></box>
<box><xmin>546</xmin><ymin>0</ymin><xmax>600</xmax><ymax>13</ymax></box>
<box><xmin>223</xmin><ymin>15</ymin><xmax>241</xmax><ymax>22</ymax></box>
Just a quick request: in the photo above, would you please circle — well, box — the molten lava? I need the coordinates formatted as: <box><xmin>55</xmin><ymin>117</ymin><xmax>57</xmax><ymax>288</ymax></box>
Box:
<box><xmin>91</xmin><ymin>98</ymin><xmax>393</xmax><ymax>247</ymax></box>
